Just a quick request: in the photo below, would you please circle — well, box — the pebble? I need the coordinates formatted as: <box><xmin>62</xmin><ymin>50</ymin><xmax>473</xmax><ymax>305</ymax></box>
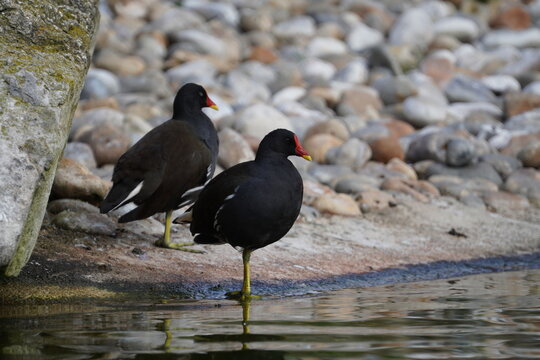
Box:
<box><xmin>504</xmin><ymin>93</ymin><xmax>540</xmax><ymax>118</ymax></box>
<box><xmin>75</xmin><ymin>123</ymin><xmax>131</xmax><ymax>167</ymax></box>
<box><xmin>52</xmin><ymin>210</ymin><xmax>116</xmax><ymax>236</ymax></box>
<box><xmin>307</xmin><ymin>37</ymin><xmax>347</xmax><ymax>58</ymax></box>
<box><xmin>273</xmin><ymin>16</ymin><xmax>316</xmax><ymax>40</ymax></box>
<box><xmin>389</xmin><ymin>8</ymin><xmax>434</xmax><ymax>51</ymax></box>
<box><xmin>118</xmin><ymin>217</ymin><xmax>165</xmax><ymax>238</ymax></box>
<box><xmin>433</xmin><ymin>16</ymin><xmax>480</xmax><ymax>42</ymax></box>
<box><xmin>479</xmin><ymin>154</ymin><xmax>522</xmax><ymax>180</ymax></box>
<box><xmin>233</xmin><ymin>103</ymin><xmax>293</xmax><ymax>140</ymax></box>
<box><xmin>423</xmin><ymin>162</ymin><xmax>503</xmax><ymax>187</ymax></box>
<box><xmin>303</xmin><ymin>119</ymin><xmax>349</xmax><ymax>142</ymax></box>
<box><xmin>304</xmin><ymin>133</ymin><xmax>344</xmax><ymax>164</ymax></box>
<box><xmin>387</xmin><ymin>158</ymin><xmax>417</xmax><ymax>180</ymax></box>
<box><xmin>482</xmin><ymin>191</ymin><xmax>530</xmax><ymax>212</ymax></box>
<box><xmin>517</xmin><ymin>141</ymin><xmax>540</xmax><ymax>168</ymax></box>
<box><xmin>372</xmin><ymin>75</ymin><xmax>418</xmax><ymax>105</ymax></box>
<box><xmin>420</xmin><ymin>50</ymin><xmax>456</xmax><ymax>85</ymax></box>
<box><xmin>52</xmin><ymin>158</ymin><xmax>111</xmax><ymax>202</ymax></box>
<box><xmin>183</xmin><ymin>0</ymin><xmax>239</xmax><ymax>27</ymax></box>
<box><xmin>63</xmin><ymin>142</ymin><xmax>97</xmax><ymax>169</ymax></box>
<box><xmin>504</xmin><ymin>169</ymin><xmax>540</xmax><ymax>206</ymax></box>
<box><xmin>346</xmin><ymin>23</ymin><xmax>384</xmax><ymax>52</ymax></box>
<box><xmin>47</xmin><ymin>199</ymin><xmax>100</xmax><ymax>215</ymax></box>
<box><xmin>445</xmin><ymin>137</ymin><xmax>476</xmax><ymax>167</ymax></box>
<box><xmin>308</xmin><ymin>164</ymin><xmax>353</xmax><ymax>187</ymax></box>
<box><xmin>369</xmin><ymin>136</ymin><xmax>405</xmax><ymax>163</ymax></box>
<box><xmin>70</xmin><ymin>108</ymin><xmax>124</xmax><ymax>139</ymax></box>
<box><xmin>490</xmin><ymin>6</ymin><xmax>531</xmax><ymax>30</ymax></box>
<box><xmin>357</xmin><ymin>189</ymin><xmax>396</xmax><ymax>213</ymax></box>
<box><xmin>312</xmin><ymin>193</ymin><xmax>361</xmax><ymax>216</ymax></box>
<box><xmin>481</xmin><ymin>75</ymin><xmax>521</xmax><ymax>95</ymax></box>
<box><xmin>381</xmin><ymin>178</ymin><xmax>429</xmax><ymax>203</ymax></box>
<box><xmin>165</xmin><ymin>59</ymin><xmax>217</xmax><ymax>87</ymax></box>
<box><xmin>80</xmin><ymin>68</ymin><xmax>120</xmax><ymax>99</ymax></box>
<box><xmin>523</xmin><ymin>81</ymin><xmax>540</xmax><ymax>95</ymax></box>
<box><xmin>483</xmin><ymin>28</ymin><xmax>540</xmax><ymax>49</ymax></box>
<box><xmin>334</xmin><ymin>174</ymin><xmax>381</xmax><ymax>195</ymax></box>
<box><xmin>403</xmin><ymin>97</ymin><xmax>447</xmax><ymax>128</ymax></box>
<box><xmin>445</xmin><ymin>75</ymin><xmax>498</xmax><ymax>104</ymax></box>
<box><xmin>337</xmin><ymin>86</ymin><xmax>383</xmax><ymax>117</ymax></box>
<box><xmin>325</xmin><ymin>138</ymin><xmax>372</xmax><ymax>170</ymax></box>
<box><xmin>218</xmin><ymin>128</ymin><xmax>255</xmax><ymax>169</ymax></box>
<box><xmin>94</xmin><ymin>49</ymin><xmax>146</xmax><ymax>76</ymax></box>
<box><xmin>334</xmin><ymin>59</ymin><xmax>369</xmax><ymax>84</ymax></box>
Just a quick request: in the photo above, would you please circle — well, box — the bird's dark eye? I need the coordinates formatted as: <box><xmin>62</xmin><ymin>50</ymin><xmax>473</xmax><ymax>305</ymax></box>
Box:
<box><xmin>199</xmin><ymin>92</ymin><xmax>204</xmax><ymax>97</ymax></box>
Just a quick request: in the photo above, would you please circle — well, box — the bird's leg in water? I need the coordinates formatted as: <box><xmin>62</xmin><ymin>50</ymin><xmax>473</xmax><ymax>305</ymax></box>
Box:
<box><xmin>242</xmin><ymin>249</ymin><xmax>252</xmax><ymax>298</ymax></box>
<box><xmin>240</xmin><ymin>297</ymin><xmax>251</xmax><ymax>350</ymax></box>
<box><xmin>155</xmin><ymin>210</ymin><xmax>203</xmax><ymax>253</ymax></box>
<box><xmin>226</xmin><ymin>249</ymin><xmax>261</xmax><ymax>300</ymax></box>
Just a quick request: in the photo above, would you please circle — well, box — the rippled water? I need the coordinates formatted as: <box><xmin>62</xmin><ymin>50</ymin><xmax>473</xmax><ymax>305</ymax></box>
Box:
<box><xmin>1</xmin><ymin>269</ymin><xmax>539</xmax><ymax>359</ymax></box>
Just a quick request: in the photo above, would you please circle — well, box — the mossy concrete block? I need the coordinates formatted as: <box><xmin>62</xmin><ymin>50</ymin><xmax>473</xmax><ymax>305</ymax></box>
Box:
<box><xmin>0</xmin><ymin>0</ymin><xmax>99</xmax><ymax>276</ymax></box>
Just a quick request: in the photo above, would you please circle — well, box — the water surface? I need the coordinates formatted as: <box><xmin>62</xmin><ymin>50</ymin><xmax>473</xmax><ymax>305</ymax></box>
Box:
<box><xmin>1</xmin><ymin>269</ymin><xmax>539</xmax><ymax>359</ymax></box>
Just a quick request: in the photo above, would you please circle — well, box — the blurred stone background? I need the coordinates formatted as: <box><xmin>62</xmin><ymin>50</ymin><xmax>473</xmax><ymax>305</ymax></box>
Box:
<box><xmin>54</xmin><ymin>0</ymin><xmax>540</xmax><ymax>235</ymax></box>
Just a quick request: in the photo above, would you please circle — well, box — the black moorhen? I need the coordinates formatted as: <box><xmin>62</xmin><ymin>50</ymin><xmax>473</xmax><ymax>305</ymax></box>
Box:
<box><xmin>100</xmin><ymin>83</ymin><xmax>219</xmax><ymax>251</ymax></box>
<box><xmin>188</xmin><ymin>129</ymin><xmax>312</xmax><ymax>298</ymax></box>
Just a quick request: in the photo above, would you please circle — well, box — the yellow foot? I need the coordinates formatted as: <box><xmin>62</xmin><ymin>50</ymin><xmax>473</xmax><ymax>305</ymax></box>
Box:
<box><xmin>225</xmin><ymin>290</ymin><xmax>262</xmax><ymax>301</ymax></box>
<box><xmin>154</xmin><ymin>240</ymin><xmax>205</xmax><ymax>253</ymax></box>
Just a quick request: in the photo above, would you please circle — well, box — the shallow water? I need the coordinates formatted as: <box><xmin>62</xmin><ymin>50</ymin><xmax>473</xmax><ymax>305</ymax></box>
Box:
<box><xmin>1</xmin><ymin>269</ymin><xmax>539</xmax><ymax>359</ymax></box>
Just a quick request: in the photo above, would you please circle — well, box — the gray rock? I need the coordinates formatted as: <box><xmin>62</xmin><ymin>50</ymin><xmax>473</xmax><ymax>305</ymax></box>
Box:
<box><xmin>225</xmin><ymin>69</ymin><xmax>271</xmax><ymax>105</ymax></box>
<box><xmin>169</xmin><ymin>30</ymin><xmax>227</xmax><ymax>58</ymax></box>
<box><xmin>165</xmin><ymin>59</ymin><xmax>217</xmax><ymax>88</ymax></box>
<box><xmin>47</xmin><ymin>199</ymin><xmax>100</xmax><ymax>215</ymax></box>
<box><xmin>433</xmin><ymin>16</ymin><xmax>480</xmax><ymax>42</ymax></box>
<box><xmin>447</xmin><ymin>102</ymin><xmax>503</xmax><ymax>122</ymax></box>
<box><xmin>148</xmin><ymin>8</ymin><xmax>204</xmax><ymax>35</ymax></box>
<box><xmin>269</xmin><ymin>60</ymin><xmax>303</xmax><ymax>92</ymax></box>
<box><xmin>118</xmin><ymin>217</ymin><xmax>165</xmax><ymax>238</ymax></box>
<box><xmin>372</xmin><ymin>75</ymin><xmax>418</xmax><ymax>105</ymax></box>
<box><xmin>352</xmin><ymin>123</ymin><xmax>390</xmax><ymax>143</ymax></box>
<box><xmin>183</xmin><ymin>0</ymin><xmax>239</xmax><ymax>27</ymax></box>
<box><xmin>334</xmin><ymin>58</ymin><xmax>369</xmax><ymax>84</ymax></box>
<box><xmin>81</xmin><ymin>68</ymin><xmax>120</xmax><ymax>100</ymax></box>
<box><xmin>325</xmin><ymin>138</ymin><xmax>372</xmax><ymax>170</ymax></box>
<box><xmin>70</xmin><ymin>108</ymin><xmax>125</xmax><ymax>139</ymax></box>
<box><xmin>497</xmin><ymin>49</ymin><xmax>540</xmax><ymax>76</ymax></box>
<box><xmin>429</xmin><ymin>175</ymin><xmax>498</xmax><ymax>198</ymax></box>
<box><xmin>63</xmin><ymin>142</ymin><xmax>97</xmax><ymax>169</ymax></box>
<box><xmin>445</xmin><ymin>75</ymin><xmax>498</xmax><ymax>104</ymax></box>
<box><xmin>403</xmin><ymin>97</ymin><xmax>447</xmax><ymax>127</ymax></box>
<box><xmin>483</xmin><ymin>28</ymin><xmax>540</xmax><ymax>49</ymax></box>
<box><xmin>517</xmin><ymin>141</ymin><xmax>540</xmax><ymax>168</ymax></box>
<box><xmin>446</xmin><ymin>138</ymin><xmax>476</xmax><ymax>167</ymax></box>
<box><xmin>524</xmin><ymin>81</ymin><xmax>540</xmax><ymax>95</ymax></box>
<box><xmin>424</xmin><ymin>162</ymin><xmax>503</xmax><ymax>186</ymax></box>
<box><xmin>504</xmin><ymin>109</ymin><xmax>540</xmax><ymax>133</ymax></box>
<box><xmin>233</xmin><ymin>104</ymin><xmax>293</xmax><ymax>139</ymax></box>
<box><xmin>334</xmin><ymin>174</ymin><xmax>381</xmax><ymax>194</ymax></box>
<box><xmin>308</xmin><ymin>164</ymin><xmax>353</xmax><ymax>186</ymax></box>
<box><xmin>482</xmin><ymin>191</ymin><xmax>530</xmax><ymax>211</ymax></box>
<box><xmin>479</xmin><ymin>153</ymin><xmax>521</xmax><ymax>180</ymax></box>
<box><xmin>52</xmin><ymin>210</ymin><xmax>116</xmax><ymax>236</ymax></box>
<box><xmin>273</xmin><ymin>16</ymin><xmax>316</xmax><ymax>40</ymax></box>
<box><xmin>389</xmin><ymin>8</ymin><xmax>434</xmax><ymax>50</ymax></box>
<box><xmin>369</xmin><ymin>45</ymin><xmax>403</xmax><ymax>75</ymax></box>
<box><xmin>406</xmin><ymin>130</ymin><xmax>449</xmax><ymax>163</ymax></box>
<box><xmin>272</xmin><ymin>86</ymin><xmax>306</xmax><ymax>105</ymax></box>
<box><xmin>307</xmin><ymin>37</ymin><xmax>347</xmax><ymax>58</ymax></box>
<box><xmin>300</xmin><ymin>58</ymin><xmax>336</xmax><ymax>84</ymax></box>
<box><xmin>237</xmin><ymin>61</ymin><xmax>276</xmax><ymax>86</ymax></box>
<box><xmin>218</xmin><ymin>128</ymin><xmax>255</xmax><ymax>169</ymax></box>
<box><xmin>408</xmin><ymin>71</ymin><xmax>448</xmax><ymax>106</ymax></box>
<box><xmin>0</xmin><ymin>0</ymin><xmax>99</xmax><ymax>275</ymax></box>
<box><xmin>119</xmin><ymin>69</ymin><xmax>170</xmax><ymax>98</ymax></box>
<box><xmin>481</xmin><ymin>75</ymin><xmax>521</xmax><ymax>95</ymax></box>
<box><xmin>346</xmin><ymin>23</ymin><xmax>384</xmax><ymax>52</ymax></box>
<box><xmin>504</xmin><ymin>169</ymin><xmax>540</xmax><ymax>206</ymax></box>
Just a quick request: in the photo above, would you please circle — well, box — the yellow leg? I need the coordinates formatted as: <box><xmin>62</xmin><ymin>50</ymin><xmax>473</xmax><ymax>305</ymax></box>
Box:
<box><xmin>241</xmin><ymin>297</ymin><xmax>251</xmax><ymax>350</ymax></box>
<box><xmin>155</xmin><ymin>211</ymin><xmax>203</xmax><ymax>253</ymax></box>
<box><xmin>241</xmin><ymin>249</ymin><xmax>252</xmax><ymax>298</ymax></box>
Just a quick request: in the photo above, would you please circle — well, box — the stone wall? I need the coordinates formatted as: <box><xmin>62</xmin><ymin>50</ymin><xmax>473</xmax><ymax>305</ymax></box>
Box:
<box><xmin>0</xmin><ymin>0</ymin><xmax>99</xmax><ymax>276</ymax></box>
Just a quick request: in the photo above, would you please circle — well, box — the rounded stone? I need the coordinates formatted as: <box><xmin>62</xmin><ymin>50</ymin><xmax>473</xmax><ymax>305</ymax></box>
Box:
<box><xmin>52</xmin><ymin>158</ymin><xmax>111</xmax><ymax>202</ymax></box>
<box><xmin>63</xmin><ymin>142</ymin><xmax>97</xmax><ymax>169</ymax></box>
<box><xmin>75</xmin><ymin>123</ymin><xmax>131</xmax><ymax>167</ymax></box>
<box><xmin>80</xmin><ymin>68</ymin><xmax>120</xmax><ymax>100</ymax></box>
<box><xmin>357</xmin><ymin>189</ymin><xmax>396</xmax><ymax>213</ymax></box>
<box><xmin>517</xmin><ymin>141</ymin><xmax>540</xmax><ymax>168</ymax></box>
<box><xmin>47</xmin><ymin>199</ymin><xmax>100</xmax><ymax>215</ymax></box>
<box><xmin>234</xmin><ymin>104</ymin><xmax>293</xmax><ymax>140</ymax></box>
<box><xmin>304</xmin><ymin>133</ymin><xmax>344</xmax><ymax>163</ymax></box>
<box><xmin>218</xmin><ymin>128</ymin><xmax>255</xmax><ymax>169</ymax></box>
<box><xmin>403</xmin><ymin>97</ymin><xmax>447</xmax><ymax>128</ymax></box>
<box><xmin>312</xmin><ymin>193</ymin><xmax>361</xmax><ymax>216</ymax></box>
<box><xmin>387</xmin><ymin>158</ymin><xmax>417</xmax><ymax>180</ymax></box>
<box><xmin>52</xmin><ymin>210</ymin><xmax>116</xmax><ymax>236</ymax></box>
<box><xmin>325</xmin><ymin>138</ymin><xmax>372</xmax><ymax>170</ymax></box>
<box><xmin>370</xmin><ymin>136</ymin><xmax>405</xmax><ymax>164</ymax></box>
<box><xmin>445</xmin><ymin>138</ymin><xmax>476</xmax><ymax>167</ymax></box>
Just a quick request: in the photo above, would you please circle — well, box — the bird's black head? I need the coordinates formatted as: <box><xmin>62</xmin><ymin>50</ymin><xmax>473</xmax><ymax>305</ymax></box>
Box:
<box><xmin>173</xmin><ymin>83</ymin><xmax>218</xmax><ymax>118</ymax></box>
<box><xmin>256</xmin><ymin>129</ymin><xmax>312</xmax><ymax>161</ymax></box>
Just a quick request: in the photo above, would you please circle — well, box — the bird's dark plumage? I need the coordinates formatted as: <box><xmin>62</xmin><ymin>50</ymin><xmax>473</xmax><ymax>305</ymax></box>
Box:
<box><xmin>188</xmin><ymin>129</ymin><xmax>311</xmax><ymax>298</ymax></box>
<box><xmin>100</xmin><ymin>83</ymin><xmax>219</xmax><ymax>243</ymax></box>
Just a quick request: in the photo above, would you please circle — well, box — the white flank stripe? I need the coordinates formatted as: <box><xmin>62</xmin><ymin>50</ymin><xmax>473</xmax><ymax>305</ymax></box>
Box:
<box><xmin>182</xmin><ymin>185</ymin><xmax>204</xmax><ymax>198</ymax></box>
<box><xmin>112</xmin><ymin>181</ymin><xmax>143</xmax><ymax>211</ymax></box>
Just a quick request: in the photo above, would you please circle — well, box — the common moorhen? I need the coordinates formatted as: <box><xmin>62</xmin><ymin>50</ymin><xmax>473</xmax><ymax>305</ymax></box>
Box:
<box><xmin>100</xmin><ymin>83</ymin><xmax>219</xmax><ymax>251</ymax></box>
<box><xmin>188</xmin><ymin>129</ymin><xmax>311</xmax><ymax>298</ymax></box>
